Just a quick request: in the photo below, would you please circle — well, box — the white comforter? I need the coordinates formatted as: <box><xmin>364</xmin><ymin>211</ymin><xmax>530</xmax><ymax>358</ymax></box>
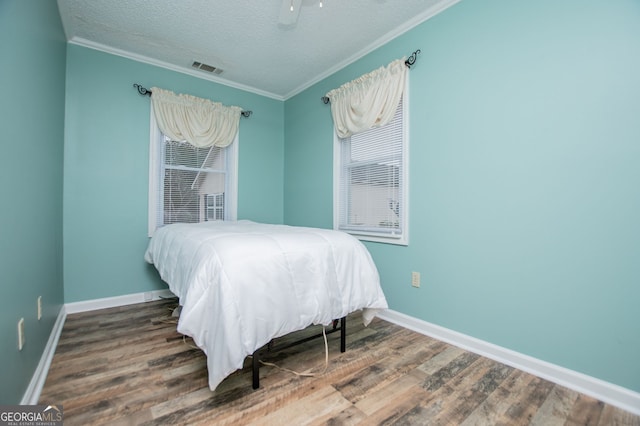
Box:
<box><xmin>144</xmin><ymin>220</ymin><xmax>388</xmax><ymax>391</ymax></box>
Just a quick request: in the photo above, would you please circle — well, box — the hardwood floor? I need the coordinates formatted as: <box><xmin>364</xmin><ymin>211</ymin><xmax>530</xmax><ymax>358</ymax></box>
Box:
<box><xmin>39</xmin><ymin>299</ymin><xmax>639</xmax><ymax>425</ymax></box>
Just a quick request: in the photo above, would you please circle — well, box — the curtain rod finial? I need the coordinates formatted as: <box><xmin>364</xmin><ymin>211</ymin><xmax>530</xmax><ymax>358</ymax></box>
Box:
<box><xmin>321</xmin><ymin>96</ymin><xmax>330</xmax><ymax>104</ymax></box>
<box><xmin>404</xmin><ymin>49</ymin><xmax>421</xmax><ymax>68</ymax></box>
<box><xmin>133</xmin><ymin>83</ymin><xmax>152</xmax><ymax>96</ymax></box>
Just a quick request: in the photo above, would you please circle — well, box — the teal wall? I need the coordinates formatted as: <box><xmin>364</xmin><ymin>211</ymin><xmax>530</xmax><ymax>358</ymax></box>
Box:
<box><xmin>284</xmin><ymin>0</ymin><xmax>640</xmax><ymax>393</ymax></box>
<box><xmin>0</xmin><ymin>0</ymin><xmax>66</xmax><ymax>404</ymax></box>
<box><xmin>63</xmin><ymin>45</ymin><xmax>284</xmax><ymax>303</ymax></box>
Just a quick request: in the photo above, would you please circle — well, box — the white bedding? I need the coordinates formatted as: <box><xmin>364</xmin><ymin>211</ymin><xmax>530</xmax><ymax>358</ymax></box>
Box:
<box><xmin>144</xmin><ymin>220</ymin><xmax>388</xmax><ymax>391</ymax></box>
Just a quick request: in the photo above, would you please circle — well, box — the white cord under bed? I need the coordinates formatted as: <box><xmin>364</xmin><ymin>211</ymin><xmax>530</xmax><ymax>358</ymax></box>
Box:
<box><xmin>254</xmin><ymin>325</ymin><xmax>330</xmax><ymax>378</ymax></box>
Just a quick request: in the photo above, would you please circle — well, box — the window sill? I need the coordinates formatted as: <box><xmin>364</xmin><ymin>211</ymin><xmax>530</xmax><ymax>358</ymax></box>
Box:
<box><xmin>341</xmin><ymin>231</ymin><xmax>408</xmax><ymax>246</ymax></box>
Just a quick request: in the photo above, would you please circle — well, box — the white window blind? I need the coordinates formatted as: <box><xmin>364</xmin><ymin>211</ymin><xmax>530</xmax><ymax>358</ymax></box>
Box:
<box><xmin>335</xmin><ymin>97</ymin><xmax>408</xmax><ymax>245</ymax></box>
<box><xmin>148</xmin><ymin>106</ymin><xmax>237</xmax><ymax>236</ymax></box>
<box><xmin>158</xmin><ymin>137</ymin><xmax>227</xmax><ymax>226</ymax></box>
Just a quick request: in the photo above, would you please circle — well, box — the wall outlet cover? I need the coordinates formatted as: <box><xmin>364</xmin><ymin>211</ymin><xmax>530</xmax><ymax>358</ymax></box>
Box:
<box><xmin>18</xmin><ymin>318</ymin><xmax>25</xmax><ymax>350</ymax></box>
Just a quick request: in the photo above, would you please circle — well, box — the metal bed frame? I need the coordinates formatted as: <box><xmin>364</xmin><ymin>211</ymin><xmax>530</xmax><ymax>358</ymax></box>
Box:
<box><xmin>251</xmin><ymin>316</ymin><xmax>346</xmax><ymax>389</ymax></box>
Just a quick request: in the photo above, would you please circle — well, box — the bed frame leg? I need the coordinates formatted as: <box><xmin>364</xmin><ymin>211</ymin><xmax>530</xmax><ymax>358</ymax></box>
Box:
<box><xmin>252</xmin><ymin>349</ymin><xmax>260</xmax><ymax>389</ymax></box>
<box><xmin>340</xmin><ymin>316</ymin><xmax>346</xmax><ymax>353</ymax></box>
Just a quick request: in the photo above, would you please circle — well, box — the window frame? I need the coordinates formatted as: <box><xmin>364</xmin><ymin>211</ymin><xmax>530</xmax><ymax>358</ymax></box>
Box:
<box><xmin>332</xmin><ymin>85</ymin><xmax>409</xmax><ymax>246</ymax></box>
<box><xmin>148</xmin><ymin>106</ymin><xmax>238</xmax><ymax>237</ymax></box>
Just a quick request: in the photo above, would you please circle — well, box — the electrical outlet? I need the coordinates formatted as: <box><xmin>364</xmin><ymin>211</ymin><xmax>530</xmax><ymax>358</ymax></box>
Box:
<box><xmin>411</xmin><ymin>271</ymin><xmax>421</xmax><ymax>288</ymax></box>
<box><xmin>18</xmin><ymin>318</ymin><xmax>25</xmax><ymax>351</ymax></box>
<box><xmin>37</xmin><ymin>296</ymin><xmax>42</xmax><ymax>321</ymax></box>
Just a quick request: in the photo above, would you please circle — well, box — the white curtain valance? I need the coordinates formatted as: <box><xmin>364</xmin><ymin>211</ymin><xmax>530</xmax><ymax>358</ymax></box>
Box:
<box><xmin>150</xmin><ymin>87</ymin><xmax>243</xmax><ymax>148</ymax></box>
<box><xmin>325</xmin><ymin>58</ymin><xmax>407</xmax><ymax>139</ymax></box>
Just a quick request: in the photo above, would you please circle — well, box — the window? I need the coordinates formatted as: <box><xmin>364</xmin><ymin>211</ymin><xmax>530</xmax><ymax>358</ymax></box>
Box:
<box><xmin>148</xmin><ymin>110</ymin><xmax>237</xmax><ymax>236</ymax></box>
<box><xmin>205</xmin><ymin>193</ymin><xmax>225</xmax><ymax>221</ymax></box>
<box><xmin>334</xmin><ymin>96</ymin><xmax>408</xmax><ymax>245</ymax></box>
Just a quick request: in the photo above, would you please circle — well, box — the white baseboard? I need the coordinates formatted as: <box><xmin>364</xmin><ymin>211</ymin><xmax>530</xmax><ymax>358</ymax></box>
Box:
<box><xmin>21</xmin><ymin>306</ymin><xmax>67</xmax><ymax>405</ymax></box>
<box><xmin>65</xmin><ymin>289</ymin><xmax>176</xmax><ymax>314</ymax></box>
<box><xmin>376</xmin><ymin>309</ymin><xmax>640</xmax><ymax>416</ymax></box>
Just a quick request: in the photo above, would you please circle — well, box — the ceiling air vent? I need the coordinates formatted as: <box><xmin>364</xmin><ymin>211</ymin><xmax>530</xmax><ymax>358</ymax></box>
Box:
<box><xmin>191</xmin><ymin>61</ymin><xmax>223</xmax><ymax>75</ymax></box>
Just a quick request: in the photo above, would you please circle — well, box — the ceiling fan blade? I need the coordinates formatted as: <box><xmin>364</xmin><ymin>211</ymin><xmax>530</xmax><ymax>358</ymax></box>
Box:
<box><xmin>278</xmin><ymin>0</ymin><xmax>302</xmax><ymax>25</ymax></box>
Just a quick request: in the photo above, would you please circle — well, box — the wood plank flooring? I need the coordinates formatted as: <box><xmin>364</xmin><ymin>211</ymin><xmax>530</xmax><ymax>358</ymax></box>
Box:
<box><xmin>39</xmin><ymin>299</ymin><xmax>639</xmax><ymax>425</ymax></box>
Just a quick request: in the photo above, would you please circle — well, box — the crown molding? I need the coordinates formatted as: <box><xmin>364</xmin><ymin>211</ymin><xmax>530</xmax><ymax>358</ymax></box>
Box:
<box><xmin>68</xmin><ymin>37</ymin><xmax>285</xmax><ymax>101</ymax></box>
<box><xmin>67</xmin><ymin>1</ymin><xmax>461</xmax><ymax>102</ymax></box>
<box><xmin>282</xmin><ymin>0</ymin><xmax>462</xmax><ymax>99</ymax></box>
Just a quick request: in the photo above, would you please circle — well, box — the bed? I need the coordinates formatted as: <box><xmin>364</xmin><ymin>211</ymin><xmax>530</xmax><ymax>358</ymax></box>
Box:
<box><xmin>144</xmin><ymin>220</ymin><xmax>388</xmax><ymax>391</ymax></box>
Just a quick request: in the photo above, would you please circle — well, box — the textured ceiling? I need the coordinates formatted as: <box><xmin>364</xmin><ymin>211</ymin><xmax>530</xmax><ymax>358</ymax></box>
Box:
<box><xmin>57</xmin><ymin>0</ymin><xmax>458</xmax><ymax>100</ymax></box>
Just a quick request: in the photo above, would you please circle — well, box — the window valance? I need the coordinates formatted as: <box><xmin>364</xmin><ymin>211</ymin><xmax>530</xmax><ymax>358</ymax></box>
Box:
<box><xmin>325</xmin><ymin>58</ymin><xmax>407</xmax><ymax>138</ymax></box>
<box><xmin>150</xmin><ymin>87</ymin><xmax>243</xmax><ymax>148</ymax></box>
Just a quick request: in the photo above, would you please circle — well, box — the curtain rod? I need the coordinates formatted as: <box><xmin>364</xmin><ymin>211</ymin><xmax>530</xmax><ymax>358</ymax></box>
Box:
<box><xmin>320</xmin><ymin>49</ymin><xmax>420</xmax><ymax>105</ymax></box>
<box><xmin>133</xmin><ymin>84</ymin><xmax>253</xmax><ymax>118</ymax></box>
